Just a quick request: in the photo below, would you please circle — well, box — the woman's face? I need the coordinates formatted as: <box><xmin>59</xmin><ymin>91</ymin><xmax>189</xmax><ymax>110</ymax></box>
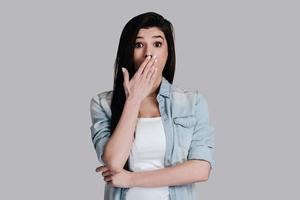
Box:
<box><xmin>133</xmin><ymin>27</ymin><xmax>168</xmax><ymax>80</ymax></box>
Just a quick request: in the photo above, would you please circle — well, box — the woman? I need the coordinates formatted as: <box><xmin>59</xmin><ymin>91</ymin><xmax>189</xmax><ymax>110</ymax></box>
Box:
<box><xmin>90</xmin><ymin>11</ymin><xmax>215</xmax><ymax>200</ymax></box>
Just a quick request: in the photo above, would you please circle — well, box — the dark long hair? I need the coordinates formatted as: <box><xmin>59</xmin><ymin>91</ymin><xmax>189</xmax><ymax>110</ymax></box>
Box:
<box><xmin>110</xmin><ymin>12</ymin><xmax>176</xmax><ymax>171</ymax></box>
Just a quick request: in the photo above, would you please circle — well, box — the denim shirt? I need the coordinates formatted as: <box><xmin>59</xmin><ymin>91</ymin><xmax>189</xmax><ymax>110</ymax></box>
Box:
<box><xmin>89</xmin><ymin>76</ymin><xmax>215</xmax><ymax>200</ymax></box>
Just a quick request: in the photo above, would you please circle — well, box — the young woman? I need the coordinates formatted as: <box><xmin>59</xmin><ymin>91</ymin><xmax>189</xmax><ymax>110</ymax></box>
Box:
<box><xmin>90</xmin><ymin>11</ymin><xmax>215</xmax><ymax>200</ymax></box>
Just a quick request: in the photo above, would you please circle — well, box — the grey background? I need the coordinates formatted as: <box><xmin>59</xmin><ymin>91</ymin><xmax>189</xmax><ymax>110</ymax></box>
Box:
<box><xmin>1</xmin><ymin>0</ymin><xmax>299</xmax><ymax>199</ymax></box>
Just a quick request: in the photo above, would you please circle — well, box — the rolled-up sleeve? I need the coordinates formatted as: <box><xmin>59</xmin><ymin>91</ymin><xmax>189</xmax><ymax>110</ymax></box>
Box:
<box><xmin>90</xmin><ymin>95</ymin><xmax>111</xmax><ymax>166</ymax></box>
<box><xmin>187</xmin><ymin>91</ymin><xmax>216</xmax><ymax>169</ymax></box>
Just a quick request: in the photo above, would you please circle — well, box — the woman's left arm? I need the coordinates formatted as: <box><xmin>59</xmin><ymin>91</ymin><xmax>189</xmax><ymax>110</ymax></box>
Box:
<box><xmin>96</xmin><ymin>160</ymin><xmax>211</xmax><ymax>188</ymax></box>
<box><xmin>131</xmin><ymin>159</ymin><xmax>211</xmax><ymax>187</ymax></box>
<box><xmin>130</xmin><ymin>92</ymin><xmax>215</xmax><ymax>187</ymax></box>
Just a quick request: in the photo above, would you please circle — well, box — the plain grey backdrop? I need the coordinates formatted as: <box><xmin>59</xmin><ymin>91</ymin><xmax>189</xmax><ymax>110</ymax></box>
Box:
<box><xmin>1</xmin><ymin>0</ymin><xmax>299</xmax><ymax>199</ymax></box>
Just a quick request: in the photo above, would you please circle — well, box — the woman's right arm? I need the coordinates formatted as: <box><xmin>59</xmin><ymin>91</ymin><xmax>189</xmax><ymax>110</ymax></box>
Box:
<box><xmin>102</xmin><ymin>96</ymin><xmax>142</xmax><ymax>174</ymax></box>
<box><xmin>92</xmin><ymin>55</ymin><xmax>158</xmax><ymax>174</ymax></box>
<box><xmin>102</xmin><ymin>56</ymin><xmax>158</xmax><ymax>174</ymax></box>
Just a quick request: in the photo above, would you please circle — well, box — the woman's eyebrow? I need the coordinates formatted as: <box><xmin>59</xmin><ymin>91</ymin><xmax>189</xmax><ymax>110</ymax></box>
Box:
<box><xmin>136</xmin><ymin>35</ymin><xmax>164</xmax><ymax>41</ymax></box>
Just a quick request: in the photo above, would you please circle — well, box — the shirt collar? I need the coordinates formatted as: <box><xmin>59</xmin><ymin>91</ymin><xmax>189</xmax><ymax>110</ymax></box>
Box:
<box><xmin>157</xmin><ymin>76</ymin><xmax>171</xmax><ymax>98</ymax></box>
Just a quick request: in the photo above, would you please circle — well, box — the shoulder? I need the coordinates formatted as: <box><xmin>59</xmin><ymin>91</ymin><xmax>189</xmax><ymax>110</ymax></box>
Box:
<box><xmin>171</xmin><ymin>84</ymin><xmax>197</xmax><ymax>103</ymax></box>
<box><xmin>170</xmin><ymin>83</ymin><xmax>209</xmax><ymax>114</ymax></box>
<box><xmin>171</xmin><ymin>83</ymin><xmax>208</xmax><ymax>103</ymax></box>
<box><xmin>90</xmin><ymin>90</ymin><xmax>113</xmax><ymax>106</ymax></box>
<box><xmin>169</xmin><ymin>84</ymin><xmax>201</xmax><ymax>117</ymax></box>
<box><xmin>90</xmin><ymin>90</ymin><xmax>113</xmax><ymax>118</ymax></box>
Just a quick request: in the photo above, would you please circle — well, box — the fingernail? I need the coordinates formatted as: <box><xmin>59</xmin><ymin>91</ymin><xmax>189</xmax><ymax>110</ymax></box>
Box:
<box><xmin>121</xmin><ymin>68</ymin><xmax>125</xmax><ymax>72</ymax></box>
<box><xmin>153</xmin><ymin>55</ymin><xmax>157</xmax><ymax>59</ymax></box>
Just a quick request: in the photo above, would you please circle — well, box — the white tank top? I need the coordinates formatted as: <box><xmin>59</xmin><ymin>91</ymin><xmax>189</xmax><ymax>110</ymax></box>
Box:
<box><xmin>126</xmin><ymin>116</ymin><xmax>170</xmax><ymax>200</ymax></box>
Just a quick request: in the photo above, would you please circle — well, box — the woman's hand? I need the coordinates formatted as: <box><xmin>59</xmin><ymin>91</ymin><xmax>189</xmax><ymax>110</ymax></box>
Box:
<box><xmin>95</xmin><ymin>165</ymin><xmax>135</xmax><ymax>188</ymax></box>
<box><xmin>121</xmin><ymin>55</ymin><xmax>158</xmax><ymax>101</ymax></box>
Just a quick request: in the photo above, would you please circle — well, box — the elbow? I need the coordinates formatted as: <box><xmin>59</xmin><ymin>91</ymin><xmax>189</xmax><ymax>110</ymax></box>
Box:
<box><xmin>195</xmin><ymin>161</ymin><xmax>212</xmax><ymax>182</ymax></box>
<box><xmin>102</xmin><ymin>154</ymin><xmax>124</xmax><ymax>174</ymax></box>
<box><xmin>201</xmin><ymin>172</ymin><xmax>210</xmax><ymax>182</ymax></box>
<box><xmin>107</xmin><ymin>164</ymin><xmax>123</xmax><ymax>174</ymax></box>
<box><xmin>197</xmin><ymin>170</ymin><xmax>210</xmax><ymax>182</ymax></box>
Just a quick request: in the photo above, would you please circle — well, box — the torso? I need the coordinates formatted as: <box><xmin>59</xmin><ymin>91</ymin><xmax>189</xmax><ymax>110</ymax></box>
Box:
<box><xmin>127</xmin><ymin>116</ymin><xmax>170</xmax><ymax>200</ymax></box>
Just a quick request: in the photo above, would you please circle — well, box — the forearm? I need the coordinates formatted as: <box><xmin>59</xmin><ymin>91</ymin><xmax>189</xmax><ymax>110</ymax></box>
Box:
<box><xmin>131</xmin><ymin>160</ymin><xmax>211</xmax><ymax>187</ymax></box>
<box><xmin>102</xmin><ymin>96</ymin><xmax>141</xmax><ymax>173</ymax></box>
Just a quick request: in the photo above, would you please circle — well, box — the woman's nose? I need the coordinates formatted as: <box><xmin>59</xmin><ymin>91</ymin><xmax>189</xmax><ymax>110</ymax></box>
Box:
<box><xmin>145</xmin><ymin>54</ymin><xmax>153</xmax><ymax>59</ymax></box>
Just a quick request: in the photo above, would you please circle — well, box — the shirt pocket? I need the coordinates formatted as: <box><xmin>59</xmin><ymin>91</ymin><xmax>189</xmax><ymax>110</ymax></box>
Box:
<box><xmin>173</xmin><ymin>115</ymin><xmax>196</xmax><ymax>151</ymax></box>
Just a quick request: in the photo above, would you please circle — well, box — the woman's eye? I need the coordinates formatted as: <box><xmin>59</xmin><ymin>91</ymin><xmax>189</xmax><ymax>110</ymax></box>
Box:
<box><xmin>134</xmin><ymin>42</ymin><xmax>162</xmax><ymax>48</ymax></box>
<box><xmin>134</xmin><ymin>42</ymin><xmax>143</xmax><ymax>48</ymax></box>
<box><xmin>154</xmin><ymin>42</ymin><xmax>162</xmax><ymax>47</ymax></box>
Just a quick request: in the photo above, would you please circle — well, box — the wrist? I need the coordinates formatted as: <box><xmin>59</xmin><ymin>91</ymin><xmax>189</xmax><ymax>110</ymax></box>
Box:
<box><xmin>129</xmin><ymin>172</ymin><xmax>138</xmax><ymax>187</ymax></box>
<box><xmin>126</xmin><ymin>95</ymin><xmax>142</xmax><ymax>106</ymax></box>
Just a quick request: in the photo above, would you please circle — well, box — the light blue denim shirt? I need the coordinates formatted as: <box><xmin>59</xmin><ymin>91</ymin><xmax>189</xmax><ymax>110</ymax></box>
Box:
<box><xmin>90</xmin><ymin>76</ymin><xmax>215</xmax><ymax>200</ymax></box>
